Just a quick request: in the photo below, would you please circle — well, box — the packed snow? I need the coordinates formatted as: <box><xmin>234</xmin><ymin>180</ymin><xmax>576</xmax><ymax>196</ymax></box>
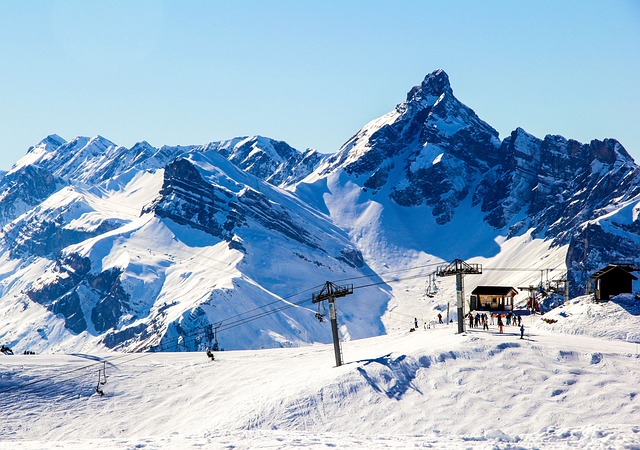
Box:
<box><xmin>2</xmin><ymin>295</ymin><xmax>640</xmax><ymax>449</ymax></box>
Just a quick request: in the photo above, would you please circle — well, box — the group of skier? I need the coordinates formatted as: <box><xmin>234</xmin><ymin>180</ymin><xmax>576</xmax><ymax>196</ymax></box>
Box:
<box><xmin>413</xmin><ymin>310</ymin><xmax>527</xmax><ymax>339</ymax></box>
<box><xmin>467</xmin><ymin>311</ymin><xmax>526</xmax><ymax>339</ymax></box>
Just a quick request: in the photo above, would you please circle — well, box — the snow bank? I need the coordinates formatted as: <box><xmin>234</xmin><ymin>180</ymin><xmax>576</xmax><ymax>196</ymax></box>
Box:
<box><xmin>535</xmin><ymin>294</ymin><xmax>640</xmax><ymax>343</ymax></box>
<box><xmin>1</xmin><ymin>324</ymin><xmax>639</xmax><ymax>449</ymax></box>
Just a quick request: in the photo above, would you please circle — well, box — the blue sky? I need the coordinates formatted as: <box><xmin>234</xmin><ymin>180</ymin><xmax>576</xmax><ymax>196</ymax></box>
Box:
<box><xmin>0</xmin><ymin>0</ymin><xmax>639</xmax><ymax>169</ymax></box>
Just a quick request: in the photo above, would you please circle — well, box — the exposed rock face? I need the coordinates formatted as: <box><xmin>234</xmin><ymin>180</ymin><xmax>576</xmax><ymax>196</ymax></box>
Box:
<box><xmin>144</xmin><ymin>158</ymin><xmax>237</xmax><ymax>243</ymax></box>
<box><xmin>144</xmin><ymin>156</ymin><xmax>322</xmax><ymax>252</ymax></box>
<box><xmin>0</xmin><ymin>165</ymin><xmax>64</xmax><ymax>227</ymax></box>
<box><xmin>25</xmin><ymin>254</ymin><xmax>131</xmax><ymax>335</ymax></box>
<box><xmin>322</xmin><ymin>69</ymin><xmax>502</xmax><ymax>225</ymax></box>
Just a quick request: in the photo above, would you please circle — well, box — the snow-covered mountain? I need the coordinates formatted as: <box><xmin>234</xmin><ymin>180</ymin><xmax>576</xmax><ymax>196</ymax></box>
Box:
<box><xmin>299</xmin><ymin>69</ymin><xmax>640</xmax><ymax>298</ymax></box>
<box><xmin>1</xmin><ymin>69</ymin><xmax>639</xmax><ymax>355</ymax></box>
<box><xmin>0</xmin><ymin>135</ymin><xmax>367</xmax><ymax>353</ymax></box>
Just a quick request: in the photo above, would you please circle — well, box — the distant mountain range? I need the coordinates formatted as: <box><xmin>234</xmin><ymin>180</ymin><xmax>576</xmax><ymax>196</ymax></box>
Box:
<box><xmin>1</xmin><ymin>69</ymin><xmax>638</xmax><ymax>353</ymax></box>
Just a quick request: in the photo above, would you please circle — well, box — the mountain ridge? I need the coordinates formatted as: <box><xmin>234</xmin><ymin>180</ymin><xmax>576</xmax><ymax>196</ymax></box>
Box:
<box><xmin>0</xmin><ymin>69</ymin><xmax>638</xmax><ymax>354</ymax></box>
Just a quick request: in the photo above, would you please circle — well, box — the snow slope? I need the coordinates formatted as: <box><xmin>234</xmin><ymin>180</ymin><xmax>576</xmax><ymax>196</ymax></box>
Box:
<box><xmin>2</xmin><ymin>298</ymin><xmax>640</xmax><ymax>449</ymax></box>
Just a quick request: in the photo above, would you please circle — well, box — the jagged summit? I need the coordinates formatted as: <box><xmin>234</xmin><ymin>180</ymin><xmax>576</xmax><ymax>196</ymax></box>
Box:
<box><xmin>34</xmin><ymin>134</ymin><xmax>67</xmax><ymax>151</ymax></box>
<box><xmin>405</xmin><ymin>68</ymin><xmax>452</xmax><ymax>102</ymax></box>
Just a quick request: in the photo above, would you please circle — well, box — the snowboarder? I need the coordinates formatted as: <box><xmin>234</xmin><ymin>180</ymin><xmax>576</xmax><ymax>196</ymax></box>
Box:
<box><xmin>520</xmin><ymin>324</ymin><xmax>525</xmax><ymax>339</ymax></box>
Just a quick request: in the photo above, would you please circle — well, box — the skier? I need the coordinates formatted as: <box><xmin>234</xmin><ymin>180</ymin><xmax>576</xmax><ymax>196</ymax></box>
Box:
<box><xmin>497</xmin><ymin>315</ymin><xmax>504</xmax><ymax>334</ymax></box>
<box><xmin>414</xmin><ymin>317</ymin><xmax>418</xmax><ymax>329</ymax></box>
<box><xmin>520</xmin><ymin>324</ymin><xmax>525</xmax><ymax>339</ymax></box>
<box><xmin>438</xmin><ymin>313</ymin><xmax>443</xmax><ymax>324</ymax></box>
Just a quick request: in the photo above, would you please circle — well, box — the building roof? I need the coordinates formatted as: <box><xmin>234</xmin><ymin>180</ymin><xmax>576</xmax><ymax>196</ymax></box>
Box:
<box><xmin>590</xmin><ymin>264</ymin><xmax>638</xmax><ymax>280</ymax></box>
<box><xmin>471</xmin><ymin>286</ymin><xmax>518</xmax><ymax>296</ymax></box>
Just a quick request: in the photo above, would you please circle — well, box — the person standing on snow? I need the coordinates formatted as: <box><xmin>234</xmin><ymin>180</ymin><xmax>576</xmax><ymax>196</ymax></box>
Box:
<box><xmin>497</xmin><ymin>315</ymin><xmax>504</xmax><ymax>334</ymax></box>
<box><xmin>520</xmin><ymin>324</ymin><xmax>525</xmax><ymax>339</ymax></box>
<box><xmin>438</xmin><ymin>313</ymin><xmax>443</xmax><ymax>324</ymax></box>
<box><xmin>414</xmin><ymin>318</ymin><xmax>418</xmax><ymax>329</ymax></box>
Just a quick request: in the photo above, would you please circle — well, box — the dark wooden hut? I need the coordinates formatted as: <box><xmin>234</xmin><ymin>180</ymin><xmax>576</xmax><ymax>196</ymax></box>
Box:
<box><xmin>470</xmin><ymin>286</ymin><xmax>518</xmax><ymax>311</ymax></box>
<box><xmin>590</xmin><ymin>264</ymin><xmax>638</xmax><ymax>301</ymax></box>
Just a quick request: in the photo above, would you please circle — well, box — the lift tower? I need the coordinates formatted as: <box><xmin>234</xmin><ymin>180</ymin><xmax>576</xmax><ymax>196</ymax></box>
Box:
<box><xmin>312</xmin><ymin>281</ymin><xmax>353</xmax><ymax>367</ymax></box>
<box><xmin>436</xmin><ymin>259</ymin><xmax>482</xmax><ymax>334</ymax></box>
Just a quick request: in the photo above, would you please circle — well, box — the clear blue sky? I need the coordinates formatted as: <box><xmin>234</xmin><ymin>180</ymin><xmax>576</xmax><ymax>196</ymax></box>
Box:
<box><xmin>0</xmin><ymin>0</ymin><xmax>639</xmax><ymax>170</ymax></box>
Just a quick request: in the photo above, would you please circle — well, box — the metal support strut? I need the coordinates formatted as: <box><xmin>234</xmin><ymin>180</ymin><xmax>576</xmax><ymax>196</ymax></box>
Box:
<box><xmin>436</xmin><ymin>259</ymin><xmax>482</xmax><ymax>334</ymax></box>
<box><xmin>312</xmin><ymin>281</ymin><xmax>353</xmax><ymax>367</ymax></box>
<box><xmin>328</xmin><ymin>298</ymin><xmax>342</xmax><ymax>367</ymax></box>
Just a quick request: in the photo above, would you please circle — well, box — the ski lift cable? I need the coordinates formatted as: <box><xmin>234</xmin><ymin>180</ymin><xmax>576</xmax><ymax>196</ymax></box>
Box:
<box><xmin>155</xmin><ymin>269</ymin><xmax>445</xmax><ymax>350</ymax></box>
<box><xmin>482</xmin><ymin>266</ymin><xmax>559</xmax><ymax>272</ymax></box>
<box><xmin>143</xmin><ymin>263</ymin><xmax>566</xmax><ymax>348</ymax></box>
<box><xmin>156</xmin><ymin>270</ymin><xmax>444</xmax><ymax>350</ymax></box>
<box><xmin>161</xmin><ymin>294</ymin><xmax>317</xmax><ymax>349</ymax></box>
<box><xmin>346</xmin><ymin>298</ymin><xmax>432</xmax><ymax>327</ymax></box>
<box><xmin>79</xmin><ymin>264</ymin><xmax>561</xmax><ymax>354</ymax></box>
<box><xmin>133</xmin><ymin>264</ymin><xmax>436</xmax><ymax>350</ymax></box>
<box><xmin>149</xmin><ymin>283</ymin><xmax>326</xmax><ymax>350</ymax></box>
<box><xmin>331</xmin><ymin>262</ymin><xmax>441</xmax><ymax>283</ymax></box>
<box><xmin>0</xmin><ymin>353</ymin><xmax>136</xmax><ymax>395</ymax></box>
<box><xmin>0</xmin><ymin>352</ymin><xmax>148</xmax><ymax>398</ymax></box>
<box><xmin>351</xmin><ymin>273</ymin><xmax>432</xmax><ymax>291</ymax></box>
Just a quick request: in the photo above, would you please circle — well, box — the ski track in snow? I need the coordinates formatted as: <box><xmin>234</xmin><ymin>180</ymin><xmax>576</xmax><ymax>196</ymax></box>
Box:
<box><xmin>2</xmin><ymin>305</ymin><xmax>640</xmax><ymax>449</ymax></box>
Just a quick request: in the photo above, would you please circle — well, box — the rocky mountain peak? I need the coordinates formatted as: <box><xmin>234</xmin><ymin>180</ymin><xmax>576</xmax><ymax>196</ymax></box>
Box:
<box><xmin>589</xmin><ymin>138</ymin><xmax>634</xmax><ymax>165</ymax></box>
<box><xmin>32</xmin><ymin>134</ymin><xmax>67</xmax><ymax>152</ymax></box>
<box><xmin>405</xmin><ymin>69</ymin><xmax>452</xmax><ymax>104</ymax></box>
